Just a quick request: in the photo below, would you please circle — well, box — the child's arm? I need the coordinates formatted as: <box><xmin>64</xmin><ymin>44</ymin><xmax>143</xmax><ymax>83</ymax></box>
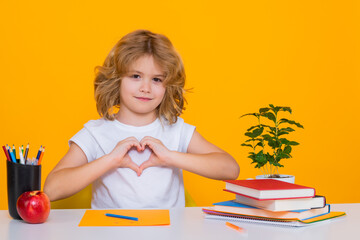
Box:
<box><xmin>139</xmin><ymin>131</ymin><xmax>240</xmax><ymax>180</ymax></box>
<box><xmin>44</xmin><ymin>137</ymin><xmax>142</xmax><ymax>201</ymax></box>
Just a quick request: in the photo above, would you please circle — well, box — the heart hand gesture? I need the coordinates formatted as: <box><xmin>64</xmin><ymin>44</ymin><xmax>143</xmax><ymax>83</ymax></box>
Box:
<box><xmin>108</xmin><ymin>136</ymin><xmax>172</xmax><ymax>176</ymax></box>
<box><xmin>108</xmin><ymin>137</ymin><xmax>143</xmax><ymax>176</ymax></box>
<box><xmin>139</xmin><ymin>136</ymin><xmax>172</xmax><ymax>174</ymax></box>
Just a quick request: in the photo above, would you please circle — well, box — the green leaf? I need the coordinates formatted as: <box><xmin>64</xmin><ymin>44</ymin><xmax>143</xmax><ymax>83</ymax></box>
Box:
<box><xmin>279</xmin><ymin>118</ymin><xmax>304</xmax><ymax>128</ymax></box>
<box><xmin>275</xmin><ymin>140</ymin><xmax>281</xmax><ymax>148</ymax></box>
<box><xmin>245</xmin><ymin>129</ymin><xmax>263</xmax><ymax>139</ymax></box>
<box><xmin>260</xmin><ymin>124</ymin><xmax>272</xmax><ymax>129</ymax></box>
<box><xmin>267</xmin><ymin>155</ymin><xmax>276</xmax><ymax>165</ymax></box>
<box><xmin>268</xmin><ymin>131</ymin><xmax>276</xmax><ymax>136</ymax></box>
<box><xmin>279</xmin><ymin>127</ymin><xmax>295</xmax><ymax>132</ymax></box>
<box><xmin>259</xmin><ymin>107</ymin><xmax>270</xmax><ymax>113</ymax></box>
<box><xmin>279</xmin><ymin>138</ymin><xmax>290</xmax><ymax>145</ymax></box>
<box><xmin>247</xmin><ymin>125</ymin><xmax>259</xmax><ymax>131</ymax></box>
<box><xmin>263</xmin><ymin>112</ymin><xmax>276</xmax><ymax>123</ymax></box>
<box><xmin>245</xmin><ymin>132</ymin><xmax>255</xmax><ymax>138</ymax></box>
<box><xmin>288</xmin><ymin>141</ymin><xmax>300</xmax><ymax>146</ymax></box>
<box><xmin>245</xmin><ymin>139</ymin><xmax>262</xmax><ymax>144</ymax></box>
<box><xmin>252</xmin><ymin>127</ymin><xmax>264</xmax><ymax>138</ymax></box>
<box><xmin>248</xmin><ymin>153</ymin><xmax>256</xmax><ymax>161</ymax></box>
<box><xmin>277</xmin><ymin>131</ymin><xmax>290</xmax><ymax>136</ymax></box>
<box><xmin>280</xmin><ymin>107</ymin><xmax>292</xmax><ymax>114</ymax></box>
<box><xmin>268</xmin><ymin>126</ymin><xmax>277</xmax><ymax>133</ymax></box>
<box><xmin>267</xmin><ymin>128</ymin><xmax>277</xmax><ymax>136</ymax></box>
<box><xmin>262</xmin><ymin>134</ymin><xmax>273</xmax><ymax>141</ymax></box>
<box><xmin>267</xmin><ymin>139</ymin><xmax>277</xmax><ymax>148</ymax></box>
<box><xmin>259</xmin><ymin>162</ymin><xmax>267</xmax><ymax>168</ymax></box>
<box><xmin>255</xmin><ymin>151</ymin><xmax>267</xmax><ymax>164</ymax></box>
<box><xmin>266</xmin><ymin>153</ymin><xmax>275</xmax><ymax>162</ymax></box>
<box><xmin>273</xmin><ymin>106</ymin><xmax>282</xmax><ymax>114</ymax></box>
<box><xmin>254</xmin><ymin>161</ymin><xmax>267</xmax><ymax>168</ymax></box>
<box><xmin>262</xmin><ymin>134</ymin><xmax>275</xmax><ymax>141</ymax></box>
<box><xmin>273</xmin><ymin>162</ymin><xmax>284</xmax><ymax>167</ymax></box>
<box><xmin>245</xmin><ymin>131</ymin><xmax>262</xmax><ymax>139</ymax></box>
<box><xmin>241</xmin><ymin>143</ymin><xmax>253</xmax><ymax>148</ymax></box>
<box><xmin>284</xmin><ymin>145</ymin><xmax>292</xmax><ymax>154</ymax></box>
<box><xmin>255</xmin><ymin>142</ymin><xmax>263</xmax><ymax>148</ymax></box>
<box><xmin>240</xmin><ymin>113</ymin><xmax>259</xmax><ymax>118</ymax></box>
<box><xmin>277</xmin><ymin>152</ymin><xmax>291</xmax><ymax>160</ymax></box>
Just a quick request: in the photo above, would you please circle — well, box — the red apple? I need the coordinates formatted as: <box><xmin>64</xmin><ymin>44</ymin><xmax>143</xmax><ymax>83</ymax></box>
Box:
<box><xmin>16</xmin><ymin>190</ymin><xmax>50</xmax><ymax>224</ymax></box>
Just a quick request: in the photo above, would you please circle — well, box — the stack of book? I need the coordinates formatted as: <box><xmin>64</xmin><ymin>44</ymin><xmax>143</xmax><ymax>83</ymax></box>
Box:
<box><xmin>202</xmin><ymin>179</ymin><xmax>346</xmax><ymax>227</ymax></box>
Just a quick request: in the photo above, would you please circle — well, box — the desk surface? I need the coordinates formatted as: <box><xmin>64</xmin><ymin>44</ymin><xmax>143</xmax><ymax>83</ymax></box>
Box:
<box><xmin>0</xmin><ymin>204</ymin><xmax>359</xmax><ymax>240</ymax></box>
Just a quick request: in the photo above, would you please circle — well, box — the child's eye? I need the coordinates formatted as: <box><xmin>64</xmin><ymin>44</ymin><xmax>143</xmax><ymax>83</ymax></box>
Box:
<box><xmin>153</xmin><ymin>78</ymin><xmax>163</xmax><ymax>83</ymax></box>
<box><xmin>131</xmin><ymin>74</ymin><xmax>141</xmax><ymax>79</ymax></box>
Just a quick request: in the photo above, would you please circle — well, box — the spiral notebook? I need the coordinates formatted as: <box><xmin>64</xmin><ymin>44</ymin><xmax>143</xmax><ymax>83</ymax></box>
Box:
<box><xmin>202</xmin><ymin>208</ymin><xmax>346</xmax><ymax>227</ymax></box>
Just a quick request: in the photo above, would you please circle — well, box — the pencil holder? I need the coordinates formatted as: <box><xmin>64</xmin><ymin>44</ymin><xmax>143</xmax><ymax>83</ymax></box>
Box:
<box><xmin>6</xmin><ymin>160</ymin><xmax>41</xmax><ymax>219</ymax></box>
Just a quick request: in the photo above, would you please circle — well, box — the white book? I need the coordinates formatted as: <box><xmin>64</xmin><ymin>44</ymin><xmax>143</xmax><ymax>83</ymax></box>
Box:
<box><xmin>234</xmin><ymin>194</ymin><xmax>326</xmax><ymax>212</ymax></box>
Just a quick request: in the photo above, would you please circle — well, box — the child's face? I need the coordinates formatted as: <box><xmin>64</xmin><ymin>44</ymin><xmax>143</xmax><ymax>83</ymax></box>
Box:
<box><xmin>119</xmin><ymin>55</ymin><xmax>166</xmax><ymax>118</ymax></box>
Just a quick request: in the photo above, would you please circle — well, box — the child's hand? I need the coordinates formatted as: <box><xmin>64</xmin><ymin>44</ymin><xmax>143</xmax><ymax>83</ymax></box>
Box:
<box><xmin>139</xmin><ymin>136</ymin><xmax>172</xmax><ymax>174</ymax></box>
<box><xmin>108</xmin><ymin>137</ymin><xmax>142</xmax><ymax>176</ymax></box>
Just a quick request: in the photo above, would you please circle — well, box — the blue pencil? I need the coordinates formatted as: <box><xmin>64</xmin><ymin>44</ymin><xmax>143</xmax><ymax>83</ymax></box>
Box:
<box><xmin>6</xmin><ymin>145</ymin><xmax>11</xmax><ymax>158</ymax></box>
<box><xmin>105</xmin><ymin>213</ymin><xmax>139</xmax><ymax>221</ymax></box>
<box><xmin>12</xmin><ymin>145</ymin><xmax>16</xmax><ymax>160</ymax></box>
<box><xmin>8</xmin><ymin>148</ymin><xmax>17</xmax><ymax>163</ymax></box>
<box><xmin>36</xmin><ymin>146</ymin><xmax>42</xmax><ymax>160</ymax></box>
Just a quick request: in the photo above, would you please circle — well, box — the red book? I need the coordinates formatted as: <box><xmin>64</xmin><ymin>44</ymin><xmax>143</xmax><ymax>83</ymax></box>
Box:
<box><xmin>224</xmin><ymin>179</ymin><xmax>315</xmax><ymax>200</ymax></box>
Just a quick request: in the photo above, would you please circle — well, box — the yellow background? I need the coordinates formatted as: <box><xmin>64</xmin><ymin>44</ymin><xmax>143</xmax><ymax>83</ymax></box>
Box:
<box><xmin>1</xmin><ymin>0</ymin><xmax>359</xmax><ymax>209</ymax></box>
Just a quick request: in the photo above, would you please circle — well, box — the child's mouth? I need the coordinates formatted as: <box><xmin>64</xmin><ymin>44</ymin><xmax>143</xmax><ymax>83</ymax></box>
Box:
<box><xmin>135</xmin><ymin>97</ymin><xmax>152</xmax><ymax>101</ymax></box>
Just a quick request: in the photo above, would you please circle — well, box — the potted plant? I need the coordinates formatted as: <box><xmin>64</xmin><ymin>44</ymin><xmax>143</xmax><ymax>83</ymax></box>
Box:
<box><xmin>240</xmin><ymin>104</ymin><xmax>304</xmax><ymax>183</ymax></box>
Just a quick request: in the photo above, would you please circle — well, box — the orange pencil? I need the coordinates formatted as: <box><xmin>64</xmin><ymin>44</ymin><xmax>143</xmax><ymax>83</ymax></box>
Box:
<box><xmin>226</xmin><ymin>222</ymin><xmax>245</xmax><ymax>233</ymax></box>
<box><xmin>38</xmin><ymin>147</ymin><xmax>45</xmax><ymax>165</ymax></box>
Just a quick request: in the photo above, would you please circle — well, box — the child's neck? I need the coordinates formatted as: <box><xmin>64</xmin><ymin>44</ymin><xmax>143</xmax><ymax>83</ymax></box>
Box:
<box><xmin>115</xmin><ymin>112</ymin><xmax>157</xmax><ymax>127</ymax></box>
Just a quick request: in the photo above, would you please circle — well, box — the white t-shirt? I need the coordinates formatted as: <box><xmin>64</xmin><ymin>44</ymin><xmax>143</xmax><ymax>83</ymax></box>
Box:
<box><xmin>69</xmin><ymin>117</ymin><xmax>195</xmax><ymax>209</ymax></box>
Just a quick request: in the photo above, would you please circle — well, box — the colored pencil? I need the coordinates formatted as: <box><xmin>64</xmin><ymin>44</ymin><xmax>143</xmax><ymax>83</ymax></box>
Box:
<box><xmin>7</xmin><ymin>145</ymin><xmax>11</xmax><ymax>161</ymax></box>
<box><xmin>2</xmin><ymin>145</ymin><xmax>11</xmax><ymax>161</ymax></box>
<box><xmin>105</xmin><ymin>213</ymin><xmax>139</xmax><ymax>221</ymax></box>
<box><xmin>36</xmin><ymin>146</ymin><xmax>42</xmax><ymax>160</ymax></box>
<box><xmin>24</xmin><ymin>143</ymin><xmax>29</xmax><ymax>164</ymax></box>
<box><xmin>226</xmin><ymin>222</ymin><xmax>245</xmax><ymax>233</ymax></box>
<box><xmin>38</xmin><ymin>147</ymin><xmax>45</xmax><ymax>165</ymax></box>
<box><xmin>9</xmin><ymin>148</ymin><xmax>17</xmax><ymax>163</ymax></box>
<box><xmin>12</xmin><ymin>145</ymin><xmax>16</xmax><ymax>160</ymax></box>
<box><xmin>19</xmin><ymin>146</ymin><xmax>25</xmax><ymax>164</ymax></box>
<box><xmin>6</xmin><ymin>145</ymin><xmax>11</xmax><ymax>159</ymax></box>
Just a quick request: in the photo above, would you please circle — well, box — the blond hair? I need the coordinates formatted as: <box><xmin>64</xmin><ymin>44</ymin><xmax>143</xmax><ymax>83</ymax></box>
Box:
<box><xmin>94</xmin><ymin>30</ymin><xmax>186</xmax><ymax>124</ymax></box>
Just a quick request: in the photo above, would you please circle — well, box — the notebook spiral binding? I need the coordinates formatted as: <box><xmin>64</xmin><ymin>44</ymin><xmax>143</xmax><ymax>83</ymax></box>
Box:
<box><xmin>202</xmin><ymin>208</ymin><xmax>316</xmax><ymax>227</ymax></box>
<box><xmin>204</xmin><ymin>213</ymin><xmax>304</xmax><ymax>227</ymax></box>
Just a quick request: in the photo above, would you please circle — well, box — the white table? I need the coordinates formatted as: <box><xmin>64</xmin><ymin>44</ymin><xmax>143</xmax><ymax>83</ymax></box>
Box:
<box><xmin>0</xmin><ymin>204</ymin><xmax>358</xmax><ymax>240</ymax></box>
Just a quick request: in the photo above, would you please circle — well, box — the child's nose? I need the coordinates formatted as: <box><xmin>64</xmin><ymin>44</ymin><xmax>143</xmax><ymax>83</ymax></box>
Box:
<box><xmin>139</xmin><ymin>79</ymin><xmax>151</xmax><ymax>93</ymax></box>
